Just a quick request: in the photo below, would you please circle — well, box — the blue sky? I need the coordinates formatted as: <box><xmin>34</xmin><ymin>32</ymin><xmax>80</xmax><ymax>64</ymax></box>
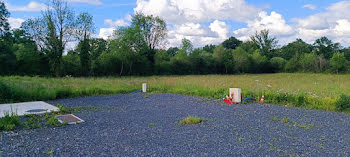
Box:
<box><xmin>4</xmin><ymin>0</ymin><xmax>350</xmax><ymax>48</ymax></box>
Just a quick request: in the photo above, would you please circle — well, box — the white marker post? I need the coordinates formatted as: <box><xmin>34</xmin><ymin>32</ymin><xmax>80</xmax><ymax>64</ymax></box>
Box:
<box><xmin>142</xmin><ymin>83</ymin><xmax>147</xmax><ymax>93</ymax></box>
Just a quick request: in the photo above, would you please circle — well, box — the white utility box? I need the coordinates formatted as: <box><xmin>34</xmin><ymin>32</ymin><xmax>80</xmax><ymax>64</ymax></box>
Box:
<box><xmin>229</xmin><ymin>88</ymin><xmax>242</xmax><ymax>103</ymax></box>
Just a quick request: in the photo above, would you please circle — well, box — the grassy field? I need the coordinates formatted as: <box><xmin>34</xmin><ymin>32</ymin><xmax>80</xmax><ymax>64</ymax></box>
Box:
<box><xmin>1</xmin><ymin>73</ymin><xmax>350</xmax><ymax>113</ymax></box>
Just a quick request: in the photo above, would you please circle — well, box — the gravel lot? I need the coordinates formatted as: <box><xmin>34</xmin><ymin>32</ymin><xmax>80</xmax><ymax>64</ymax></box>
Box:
<box><xmin>1</xmin><ymin>93</ymin><xmax>350</xmax><ymax>156</ymax></box>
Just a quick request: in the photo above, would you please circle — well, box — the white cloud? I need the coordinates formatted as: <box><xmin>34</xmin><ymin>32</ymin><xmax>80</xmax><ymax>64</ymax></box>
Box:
<box><xmin>293</xmin><ymin>1</ymin><xmax>350</xmax><ymax>45</ymax></box>
<box><xmin>99</xmin><ymin>28</ymin><xmax>116</xmax><ymax>40</ymax></box>
<box><xmin>134</xmin><ymin>0</ymin><xmax>350</xmax><ymax>48</ymax></box>
<box><xmin>6</xmin><ymin>1</ymin><xmax>47</xmax><ymax>12</ymax></box>
<box><xmin>209</xmin><ymin>20</ymin><xmax>229</xmax><ymax>39</ymax></box>
<box><xmin>233</xmin><ymin>11</ymin><xmax>294</xmax><ymax>42</ymax></box>
<box><xmin>134</xmin><ymin>0</ymin><xmax>260</xmax><ymax>24</ymax></box>
<box><xmin>8</xmin><ymin>17</ymin><xmax>25</xmax><ymax>29</ymax></box>
<box><xmin>104</xmin><ymin>19</ymin><xmax>129</xmax><ymax>27</ymax></box>
<box><xmin>334</xmin><ymin>19</ymin><xmax>350</xmax><ymax>36</ymax></box>
<box><xmin>134</xmin><ymin>0</ymin><xmax>259</xmax><ymax>48</ymax></box>
<box><xmin>167</xmin><ymin>20</ymin><xmax>229</xmax><ymax>47</ymax></box>
<box><xmin>66</xmin><ymin>0</ymin><xmax>102</xmax><ymax>5</ymax></box>
<box><xmin>302</xmin><ymin>4</ymin><xmax>316</xmax><ymax>10</ymax></box>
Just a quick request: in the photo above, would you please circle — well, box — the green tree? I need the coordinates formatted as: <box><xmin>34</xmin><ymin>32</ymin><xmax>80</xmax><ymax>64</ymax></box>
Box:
<box><xmin>299</xmin><ymin>52</ymin><xmax>318</xmax><ymax>72</ymax></box>
<box><xmin>166</xmin><ymin>47</ymin><xmax>179</xmax><ymax>57</ymax></box>
<box><xmin>75</xmin><ymin>12</ymin><xmax>94</xmax><ymax>76</ymax></box>
<box><xmin>213</xmin><ymin>45</ymin><xmax>234</xmax><ymax>74</ymax></box>
<box><xmin>0</xmin><ymin>38</ymin><xmax>16</xmax><ymax>75</ymax></box>
<box><xmin>189</xmin><ymin>50</ymin><xmax>215</xmax><ymax>74</ymax></box>
<box><xmin>131</xmin><ymin>12</ymin><xmax>167</xmax><ymax>64</ymax></box>
<box><xmin>280</xmin><ymin>39</ymin><xmax>312</xmax><ymax>60</ymax></box>
<box><xmin>22</xmin><ymin>0</ymin><xmax>76</xmax><ymax>76</ymax></box>
<box><xmin>111</xmin><ymin>26</ymin><xmax>148</xmax><ymax>75</ymax></box>
<box><xmin>250</xmin><ymin>50</ymin><xmax>269</xmax><ymax>73</ymax></box>
<box><xmin>222</xmin><ymin>37</ymin><xmax>242</xmax><ymax>49</ymax></box>
<box><xmin>154</xmin><ymin>50</ymin><xmax>171</xmax><ymax>74</ymax></box>
<box><xmin>270</xmin><ymin>57</ymin><xmax>286</xmax><ymax>72</ymax></box>
<box><xmin>13</xmin><ymin>42</ymin><xmax>48</xmax><ymax>75</ymax></box>
<box><xmin>202</xmin><ymin>44</ymin><xmax>216</xmax><ymax>53</ymax></box>
<box><xmin>330</xmin><ymin>52</ymin><xmax>347</xmax><ymax>73</ymax></box>
<box><xmin>62</xmin><ymin>52</ymin><xmax>80</xmax><ymax>76</ymax></box>
<box><xmin>94</xmin><ymin>51</ymin><xmax>121</xmax><ymax>75</ymax></box>
<box><xmin>0</xmin><ymin>1</ymin><xmax>10</xmax><ymax>37</ymax></box>
<box><xmin>250</xmin><ymin>29</ymin><xmax>278</xmax><ymax>58</ymax></box>
<box><xmin>233</xmin><ymin>47</ymin><xmax>250</xmax><ymax>73</ymax></box>
<box><xmin>285</xmin><ymin>55</ymin><xmax>301</xmax><ymax>72</ymax></box>
<box><xmin>0</xmin><ymin>2</ymin><xmax>15</xmax><ymax>75</ymax></box>
<box><xmin>238</xmin><ymin>41</ymin><xmax>258</xmax><ymax>54</ymax></box>
<box><xmin>313</xmin><ymin>36</ymin><xmax>340</xmax><ymax>59</ymax></box>
<box><xmin>342</xmin><ymin>47</ymin><xmax>350</xmax><ymax>61</ymax></box>
<box><xmin>180</xmin><ymin>38</ymin><xmax>193</xmax><ymax>55</ymax></box>
<box><xmin>170</xmin><ymin>51</ymin><xmax>191</xmax><ymax>75</ymax></box>
<box><xmin>90</xmin><ymin>38</ymin><xmax>107</xmax><ymax>75</ymax></box>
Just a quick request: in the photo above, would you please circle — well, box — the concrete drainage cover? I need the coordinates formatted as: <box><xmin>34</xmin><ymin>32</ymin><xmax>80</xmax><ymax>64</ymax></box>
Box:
<box><xmin>56</xmin><ymin>114</ymin><xmax>84</xmax><ymax>124</ymax></box>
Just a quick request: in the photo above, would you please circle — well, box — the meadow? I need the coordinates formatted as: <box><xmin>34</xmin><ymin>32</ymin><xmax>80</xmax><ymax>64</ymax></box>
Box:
<box><xmin>1</xmin><ymin>73</ymin><xmax>350</xmax><ymax>113</ymax></box>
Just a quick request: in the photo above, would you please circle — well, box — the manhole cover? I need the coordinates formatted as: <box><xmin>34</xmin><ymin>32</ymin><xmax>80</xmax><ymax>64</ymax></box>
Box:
<box><xmin>26</xmin><ymin>109</ymin><xmax>47</xmax><ymax>113</ymax></box>
<box><xmin>56</xmin><ymin>114</ymin><xmax>84</xmax><ymax>124</ymax></box>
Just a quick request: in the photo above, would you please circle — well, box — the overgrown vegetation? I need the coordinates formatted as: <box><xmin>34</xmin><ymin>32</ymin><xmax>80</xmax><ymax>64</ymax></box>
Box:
<box><xmin>1</xmin><ymin>74</ymin><xmax>350</xmax><ymax>113</ymax></box>
<box><xmin>177</xmin><ymin>116</ymin><xmax>205</xmax><ymax>125</ymax></box>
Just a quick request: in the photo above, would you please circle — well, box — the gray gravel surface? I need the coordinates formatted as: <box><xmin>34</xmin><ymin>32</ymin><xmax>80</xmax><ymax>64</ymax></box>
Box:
<box><xmin>1</xmin><ymin>93</ymin><xmax>350</xmax><ymax>156</ymax></box>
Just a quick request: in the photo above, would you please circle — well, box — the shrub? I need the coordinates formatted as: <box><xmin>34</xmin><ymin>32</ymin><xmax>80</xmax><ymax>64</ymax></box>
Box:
<box><xmin>335</xmin><ymin>94</ymin><xmax>350</xmax><ymax>111</ymax></box>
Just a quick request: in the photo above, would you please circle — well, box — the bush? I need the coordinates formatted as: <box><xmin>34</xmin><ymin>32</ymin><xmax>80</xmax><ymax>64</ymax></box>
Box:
<box><xmin>335</xmin><ymin>94</ymin><xmax>350</xmax><ymax>111</ymax></box>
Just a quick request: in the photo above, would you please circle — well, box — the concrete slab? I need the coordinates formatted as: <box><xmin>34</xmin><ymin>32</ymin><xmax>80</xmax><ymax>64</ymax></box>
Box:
<box><xmin>0</xmin><ymin>101</ymin><xmax>59</xmax><ymax>118</ymax></box>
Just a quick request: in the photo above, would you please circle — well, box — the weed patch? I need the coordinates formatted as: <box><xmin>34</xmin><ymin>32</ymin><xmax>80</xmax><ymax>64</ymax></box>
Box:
<box><xmin>23</xmin><ymin>114</ymin><xmax>42</xmax><ymax>129</ymax></box>
<box><xmin>0</xmin><ymin>112</ymin><xmax>20</xmax><ymax>131</ymax></box>
<box><xmin>177</xmin><ymin>116</ymin><xmax>205</xmax><ymax>125</ymax></box>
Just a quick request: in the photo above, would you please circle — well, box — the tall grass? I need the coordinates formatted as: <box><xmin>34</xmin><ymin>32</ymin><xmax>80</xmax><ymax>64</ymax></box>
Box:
<box><xmin>1</xmin><ymin>74</ymin><xmax>350</xmax><ymax>113</ymax></box>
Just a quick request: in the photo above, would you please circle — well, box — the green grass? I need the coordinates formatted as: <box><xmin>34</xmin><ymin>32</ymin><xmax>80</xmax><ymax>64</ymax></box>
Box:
<box><xmin>177</xmin><ymin>116</ymin><xmax>205</xmax><ymax>125</ymax></box>
<box><xmin>1</xmin><ymin>73</ymin><xmax>350</xmax><ymax>113</ymax></box>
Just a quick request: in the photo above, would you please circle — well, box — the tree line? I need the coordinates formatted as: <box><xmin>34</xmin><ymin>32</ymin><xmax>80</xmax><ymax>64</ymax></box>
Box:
<box><xmin>1</xmin><ymin>0</ymin><xmax>350</xmax><ymax>77</ymax></box>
